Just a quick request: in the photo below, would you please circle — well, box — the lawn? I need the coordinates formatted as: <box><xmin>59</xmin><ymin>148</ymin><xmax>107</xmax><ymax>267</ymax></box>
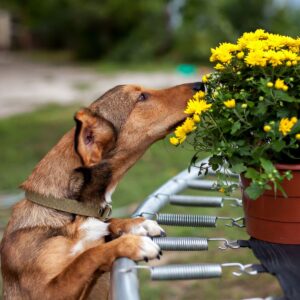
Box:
<box><xmin>0</xmin><ymin>104</ymin><xmax>282</xmax><ymax>299</ymax></box>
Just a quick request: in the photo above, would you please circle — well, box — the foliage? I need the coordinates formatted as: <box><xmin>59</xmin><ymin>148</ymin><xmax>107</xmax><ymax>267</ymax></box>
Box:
<box><xmin>170</xmin><ymin>29</ymin><xmax>300</xmax><ymax>199</ymax></box>
<box><xmin>2</xmin><ymin>0</ymin><xmax>300</xmax><ymax>62</ymax></box>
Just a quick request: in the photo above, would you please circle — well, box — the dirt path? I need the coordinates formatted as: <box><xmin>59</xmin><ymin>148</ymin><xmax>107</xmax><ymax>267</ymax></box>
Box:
<box><xmin>0</xmin><ymin>52</ymin><xmax>202</xmax><ymax>117</ymax></box>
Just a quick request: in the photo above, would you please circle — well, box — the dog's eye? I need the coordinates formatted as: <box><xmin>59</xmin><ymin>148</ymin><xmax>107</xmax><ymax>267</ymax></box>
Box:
<box><xmin>138</xmin><ymin>93</ymin><xmax>148</xmax><ymax>102</ymax></box>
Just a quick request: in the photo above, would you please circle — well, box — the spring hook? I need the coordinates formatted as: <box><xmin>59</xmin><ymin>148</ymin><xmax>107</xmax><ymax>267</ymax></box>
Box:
<box><xmin>119</xmin><ymin>262</ymin><xmax>262</xmax><ymax>280</ymax></box>
<box><xmin>223</xmin><ymin>197</ymin><xmax>243</xmax><ymax>207</ymax></box>
<box><xmin>210</xmin><ymin>238</ymin><xmax>240</xmax><ymax>250</ymax></box>
<box><xmin>218</xmin><ymin>216</ymin><xmax>245</xmax><ymax>228</ymax></box>
<box><xmin>152</xmin><ymin>237</ymin><xmax>240</xmax><ymax>251</ymax></box>
<box><xmin>139</xmin><ymin>213</ymin><xmax>245</xmax><ymax>228</ymax></box>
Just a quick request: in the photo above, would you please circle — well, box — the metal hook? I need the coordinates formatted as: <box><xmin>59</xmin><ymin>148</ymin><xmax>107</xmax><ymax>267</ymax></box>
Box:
<box><xmin>221</xmin><ymin>263</ymin><xmax>245</xmax><ymax>276</ymax></box>
<box><xmin>225</xmin><ymin>217</ymin><xmax>245</xmax><ymax>228</ymax></box>
<box><xmin>223</xmin><ymin>197</ymin><xmax>243</xmax><ymax>207</ymax></box>
<box><xmin>243</xmin><ymin>264</ymin><xmax>259</xmax><ymax>275</ymax></box>
<box><xmin>139</xmin><ymin>212</ymin><xmax>158</xmax><ymax>219</ymax></box>
<box><xmin>211</xmin><ymin>238</ymin><xmax>240</xmax><ymax>250</ymax></box>
<box><xmin>217</xmin><ymin>216</ymin><xmax>245</xmax><ymax>228</ymax></box>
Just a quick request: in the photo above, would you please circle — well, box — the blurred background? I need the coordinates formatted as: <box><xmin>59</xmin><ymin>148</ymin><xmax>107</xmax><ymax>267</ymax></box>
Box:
<box><xmin>0</xmin><ymin>0</ymin><xmax>299</xmax><ymax>299</ymax></box>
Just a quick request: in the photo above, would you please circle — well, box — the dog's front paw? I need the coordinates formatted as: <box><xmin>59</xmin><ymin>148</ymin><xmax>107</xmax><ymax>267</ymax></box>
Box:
<box><xmin>117</xmin><ymin>235</ymin><xmax>161</xmax><ymax>262</ymax></box>
<box><xmin>130</xmin><ymin>219</ymin><xmax>166</xmax><ymax>237</ymax></box>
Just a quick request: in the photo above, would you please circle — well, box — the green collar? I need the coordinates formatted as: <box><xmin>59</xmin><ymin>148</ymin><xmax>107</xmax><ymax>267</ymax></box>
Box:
<box><xmin>25</xmin><ymin>191</ymin><xmax>112</xmax><ymax>220</ymax></box>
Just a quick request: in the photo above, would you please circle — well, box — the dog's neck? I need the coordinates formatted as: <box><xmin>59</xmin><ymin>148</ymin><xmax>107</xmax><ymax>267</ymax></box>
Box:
<box><xmin>21</xmin><ymin>129</ymin><xmax>82</xmax><ymax>199</ymax></box>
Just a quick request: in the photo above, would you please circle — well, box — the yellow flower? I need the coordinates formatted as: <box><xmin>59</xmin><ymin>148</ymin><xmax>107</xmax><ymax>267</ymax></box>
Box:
<box><xmin>291</xmin><ymin>117</ymin><xmax>298</xmax><ymax>124</ymax></box>
<box><xmin>193</xmin><ymin>114</ymin><xmax>201</xmax><ymax>122</ymax></box>
<box><xmin>193</xmin><ymin>91</ymin><xmax>206</xmax><ymax>100</ymax></box>
<box><xmin>279</xmin><ymin>117</ymin><xmax>297</xmax><ymax>136</ymax></box>
<box><xmin>286</xmin><ymin>61</ymin><xmax>292</xmax><ymax>67</ymax></box>
<box><xmin>224</xmin><ymin>99</ymin><xmax>236</xmax><ymax>108</ymax></box>
<box><xmin>169</xmin><ymin>137</ymin><xmax>179</xmax><ymax>145</ymax></box>
<box><xmin>296</xmin><ymin>133</ymin><xmax>300</xmax><ymax>140</ymax></box>
<box><xmin>174</xmin><ymin>126</ymin><xmax>187</xmax><ymax>141</ymax></box>
<box><xmin>210</xmin><ymin>42</ymin><xmax>238</xmax><ymax>63</ymax></box>
<box><xmin>214</xmin><ymin>63</ymin><xmax>225</xmax><ymax>70</ymax></box>
<box><xmin>267</xmin><ymin>82</ymin><xmax>273</xmax><ymax>88</ymax></box>
<box><xmin>181</xmin><ymin>117</ymin><xmax>196</xmax><ymax>133</ymax></box>
<box><xmin>263</xmin><ymin>125</ymin><xmax>271</xmax><ymax>132</ymax></box>
<box><xmin>275</xmin><ymin>78</ymin><xmax>288</xmax><ymax>91</ymax></box>
<box><xmin>237</xmin><ymin>51</ymin><xmax>244</xmax><ymax>59</ymax></box>
<box><xmin>184</xmin><ymin>99</ymin><xmax>212</xmax><ymax>115</ymax></box>
<box><xmin>245</xmin><ymin>50</ymin><xmax>267</xmax><ymax>67</ymax></box>
<box><xmin>219</xmin><ymin>187</ymin><xmax>225</xmax><ymax>193</ymax></box>
<box><xmin>202</xmin><ymin>74</ymin><xmax>209</xmax><ymax>83</ymax></box>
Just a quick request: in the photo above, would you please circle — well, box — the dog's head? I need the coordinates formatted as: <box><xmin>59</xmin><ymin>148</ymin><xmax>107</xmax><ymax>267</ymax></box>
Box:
<box><xmin>71</xmin><ymin>83</ymin><xmax>203</xmax><ymax>204</ymax></box>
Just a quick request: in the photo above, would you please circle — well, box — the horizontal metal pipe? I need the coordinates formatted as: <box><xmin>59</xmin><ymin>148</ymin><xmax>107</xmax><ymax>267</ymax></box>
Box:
<box><xmin>186</xmin><ymin>179</ymin><xmax>237</xmax><ymax>190</ymax></box>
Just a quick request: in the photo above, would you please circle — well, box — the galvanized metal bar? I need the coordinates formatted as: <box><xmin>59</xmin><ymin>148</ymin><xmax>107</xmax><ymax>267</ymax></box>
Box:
<box><xmin>186</xmin><ymin>179</ymin><xmax>237</xmax><ymax>190</ymax></box>
<box><xmin>132</xmin><ymin>158</ymin><xmax>210</xmax><ymax>218</ymax></box>
<box><xmin>111</xmin><ymin>258</ymin><xmax>140</xmax><ymax>300</ymax></box>
<box><xmin>111</xmin><ymin>158</ymin><xmax>240</xmax><ymax>300</ymax></box>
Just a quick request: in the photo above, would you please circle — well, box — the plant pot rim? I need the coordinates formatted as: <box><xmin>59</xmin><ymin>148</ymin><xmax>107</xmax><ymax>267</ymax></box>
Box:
<box><xmin>275</xmin><ymin>163</ymin><xmax>300</xmax><ymax>170</ymax></box>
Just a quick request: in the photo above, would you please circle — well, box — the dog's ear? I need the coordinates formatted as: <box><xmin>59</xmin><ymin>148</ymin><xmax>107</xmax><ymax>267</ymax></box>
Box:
<box><xmin>74</xmin><ymin>108</ymin><xmax>116</xmax><ymax>166</ymax></box>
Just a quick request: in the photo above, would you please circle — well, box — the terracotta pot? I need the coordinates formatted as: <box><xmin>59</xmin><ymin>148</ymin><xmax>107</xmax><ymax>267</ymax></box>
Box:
<box><xmin>241</xmin><ymin>163</ymin><xmax>300</xmax><ymax>244</ymax></box>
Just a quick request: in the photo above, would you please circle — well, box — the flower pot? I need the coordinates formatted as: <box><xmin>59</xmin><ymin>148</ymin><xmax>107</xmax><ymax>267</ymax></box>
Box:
<box><xmin>241</xmin><ymin>163</ymin><xmax>300</xmax><ymax>244</ymax></box>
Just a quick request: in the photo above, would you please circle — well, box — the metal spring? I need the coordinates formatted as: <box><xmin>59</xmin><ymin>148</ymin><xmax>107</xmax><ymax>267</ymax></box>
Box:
<box><xmin>150</xmin><ymin>264</ymin><xmax>222</xmax><ymax>281</ymax></box>
<box><xmin>152</xmin><ymin>237</ymin><xmax>208</xmax><ymax>251</ymax></box>
<box><xmin>169</xmin><ymin>195</ymin><xmax>223</xmax><ymax>207</ymax></box>
<box><xmin>156</xmin><ymin>213</ymin><xmax>217</xmax><ymax>227</ymax></box>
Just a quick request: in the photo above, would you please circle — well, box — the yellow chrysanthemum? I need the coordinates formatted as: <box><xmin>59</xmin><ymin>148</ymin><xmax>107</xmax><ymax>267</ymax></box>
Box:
<box><xmin>169</xmin><ymin>137</ymin><xmax>179</xmax><ymax>145</ymax></box>
<box><xmin>210</xmin><ymin>42</ymin><xmax>239</xmax><ymax>63</ymax></box>
<box><xmin>224</xmin><ymin>99</ymin><xmax>236</xmax><ymax>108</ymax></box>
<box><xmin>263</xmin><ymin>125</ymin><xmax>271</xmax><ymax>132</ymax></box>
<box><xmin>245</xmin><ymin>50</ymin><xmax>267</xmax><ymax>67</ymax></box>
<box><xmin>296</xmin><ymin>133</ymin><xmax>300</xmax><ymax>140</ymax></box>
<box><xmin>174</xmin><ymin>126</ymin><xmax>187</xmax><ymax>141</ymax></box>
<box><xmin>279</xmin><ymin>117</ymin><xmax>298</xmax><ymax>136</ymax></box>
<box><xmin>193</xmin><ymin>91</ymin><xmax>206</xmax><ymax>100</ymax></box>
<box><xmin>193</xmin><ymin>114</ymin><xmax>201</xmax><ymax>123</ymax></box>
<box><xmin>274</xmin><ymin>79</ymin><xmax>288</xmax><ymax>91</ymax></box>
<box><xmin>181</xmin><ymin>117</ymin><xmax>196</xmax><ymax>133</ymax></box>
<box><xmin>184</xmin><ymin>99</ymin><xmax>212</xmax><ymax>115</ymax></box>
<box><xmin>237</xmin><ymin>51</ymin><xmax>244</xmax><ymax>59</ymax></box>
<box><xmin>214</xmin><ymin>63</ymin><xmax>225</xmax><ymax>70</ymax></box>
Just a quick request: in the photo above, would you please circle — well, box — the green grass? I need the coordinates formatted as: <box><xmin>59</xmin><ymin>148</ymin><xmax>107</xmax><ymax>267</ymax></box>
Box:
<box><xmin>0</xmin><ymin>104</ymin><xmax>282</xmax><ymax>299</ymax></box>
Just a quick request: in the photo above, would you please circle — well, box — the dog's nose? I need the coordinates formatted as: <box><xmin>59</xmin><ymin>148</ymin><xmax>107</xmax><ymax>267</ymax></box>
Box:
<box><xmin>192</xmin><ymin>82</ymin><xmax>205</xmax><ymax>92</ymax></box>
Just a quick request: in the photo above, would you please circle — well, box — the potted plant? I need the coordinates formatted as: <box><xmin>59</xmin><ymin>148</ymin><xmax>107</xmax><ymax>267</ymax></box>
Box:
<box><xmin>170</xmin><ymin>29</ymin><xmax>300</xmax><ymax>243</ymax></box>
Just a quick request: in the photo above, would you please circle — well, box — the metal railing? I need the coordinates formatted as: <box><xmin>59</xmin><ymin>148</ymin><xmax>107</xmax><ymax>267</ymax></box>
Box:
<box><xmin>110</xmin><ymin>158</ymin><xmax>250</xmax><ymax>299</ymax></box>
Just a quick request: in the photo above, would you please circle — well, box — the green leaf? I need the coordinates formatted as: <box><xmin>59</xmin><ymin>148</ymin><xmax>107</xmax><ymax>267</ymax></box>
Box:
<box><xmin>274</xmin><ymin>90</ymin><xmax>300</xmax><ymax>103</ymax></box>
<box><xmin>271</xmin><ymin>140</ymin><xmax>285</xmax><ymax>152</ymax></box>
<box><xmin>245</xmin><ymin>167</ymin><xmax>260</xmax><ymax>180</ymax></box>
<box><xmin>231</xmin><ymin>162</ymin><xmax>247</xmax><ymax>173</ymax></box>
<box><xmin>260</xmin><ymin>158</ymin><xmax>274</xmax><ymax>173</ymax></box>
<box><xmin>256</xmin><ymin>102</ymin><xmax>267</xmax><ymax>115</ymax></box>
<box><xmin>245</xmin><ymin>182</ymin><xmax>264</xmax><ymax>200</ymax></box>
<box><xmin>231</xmin><ymin>121</ymin><xmax>241</xmax><ymax>134</ymax></box>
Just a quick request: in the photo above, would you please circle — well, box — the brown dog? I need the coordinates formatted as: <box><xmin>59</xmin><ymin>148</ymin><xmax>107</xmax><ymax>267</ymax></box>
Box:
<box><xmin>0</xmin><ymin>82</ymin><xmax>201</xmax><ymax>299</ymax></box>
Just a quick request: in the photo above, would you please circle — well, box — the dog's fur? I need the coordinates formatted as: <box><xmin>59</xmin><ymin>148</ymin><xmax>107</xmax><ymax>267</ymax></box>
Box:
<box><xmin>0</xmin><ymin>83</ymin><xmax>196</xmax><ymax>299</ymax></box>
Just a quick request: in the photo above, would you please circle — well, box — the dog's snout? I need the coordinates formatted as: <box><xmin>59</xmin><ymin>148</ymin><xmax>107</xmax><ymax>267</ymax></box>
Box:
<box><xmin>192</xmin><ymin>82</ymin><xmax>205</xmax><ymax>92</ymax></box>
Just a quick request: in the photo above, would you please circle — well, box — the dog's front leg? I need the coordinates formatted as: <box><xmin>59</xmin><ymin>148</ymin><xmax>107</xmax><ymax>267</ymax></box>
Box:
<box><xmin>107</xmin><ymin>217</ymin><xmax>166</xmax><ymax>237</ymax></box>
<box><xmin>48</xmin><ymin>234</ymin><xmax>160</xmax><ymax>298</ymax></box>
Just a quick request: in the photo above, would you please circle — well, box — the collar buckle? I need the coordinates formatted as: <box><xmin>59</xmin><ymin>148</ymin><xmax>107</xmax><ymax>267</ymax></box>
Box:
<box><xmin>99</xmin><ymin>203</ymin><xmax>112</xmax><ymax>219</ymax></box>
